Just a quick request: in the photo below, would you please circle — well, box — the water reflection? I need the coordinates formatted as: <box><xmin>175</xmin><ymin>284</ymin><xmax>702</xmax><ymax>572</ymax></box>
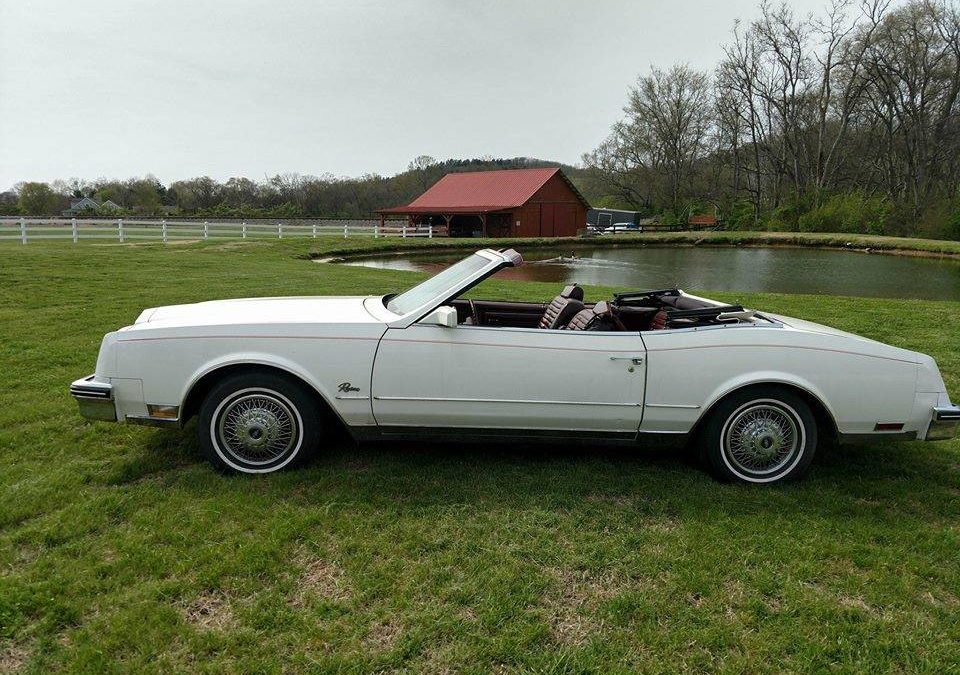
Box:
<box><xmin>344</xmin><ymin>245</ymin><xmax>960</xmax><ymax>300</ymax></box>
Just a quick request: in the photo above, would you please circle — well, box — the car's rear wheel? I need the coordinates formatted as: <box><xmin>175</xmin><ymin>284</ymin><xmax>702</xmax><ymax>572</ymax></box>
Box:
<box><xmin>198</xmin><ymin>371</ymin><xmax>320</xmax><ymax>474</ymax></box>
<box><xmin>701</xmin><ymin>386</ymin><xmax>817</xmax><ymax>484</ymax></box>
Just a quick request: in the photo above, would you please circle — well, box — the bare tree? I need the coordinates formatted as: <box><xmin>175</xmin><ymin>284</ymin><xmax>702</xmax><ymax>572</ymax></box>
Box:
<box><xmin>857</xmin><ymin>0</ymin><xmax>960</xmax><ymax>211</ymax></box>
<box><xmin>586</xmin><ymin>64</ymin><xmax>713</xmax><ymax>213</ymax></box>
<box><xmin>717</xmin><ymin>20</ymin><xmax>767</xmax><ymax>217</ymax></box>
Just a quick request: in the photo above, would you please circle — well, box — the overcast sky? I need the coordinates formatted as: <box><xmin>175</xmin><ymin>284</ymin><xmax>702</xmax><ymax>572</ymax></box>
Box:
<box><xmin>0</xmin><ymin>0</ymin><xmax>828</xmax><ymax>190</ymax></box>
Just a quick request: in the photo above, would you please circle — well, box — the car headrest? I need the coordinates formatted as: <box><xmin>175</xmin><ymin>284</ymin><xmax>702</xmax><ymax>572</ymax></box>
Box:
<box><xmin>593</xmin><ymin>300</ymin><xmax>610</xmax><ymax>315</ymax></box>
<box><xmin>561</xmin><ymin>284</ymin><xmax>584</xmax><ymax>301</ymax></box>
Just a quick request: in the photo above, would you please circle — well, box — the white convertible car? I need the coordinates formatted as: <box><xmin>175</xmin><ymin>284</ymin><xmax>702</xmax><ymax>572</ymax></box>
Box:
<box><xmin>71</xmin><ymin>248</ymin><xmax>959</xmax><ymax>484</ymax></box>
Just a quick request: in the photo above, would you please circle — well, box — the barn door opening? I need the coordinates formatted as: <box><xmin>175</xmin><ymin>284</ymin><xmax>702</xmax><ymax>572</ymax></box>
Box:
<box><xmin>487</xmin><ymin>213</ymin><xmax>511</xmax><ymax>237</ymax></box>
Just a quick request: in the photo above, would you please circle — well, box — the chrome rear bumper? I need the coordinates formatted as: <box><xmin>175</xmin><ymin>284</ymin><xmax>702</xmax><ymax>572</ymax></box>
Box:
<box><xmin>70</xmin><ymin>375</ymin><xmax>116</xmax><ymax>422</ymax></box>
<box><xmin>925</xmin><ymin>405</ymin><xmax>960</xmax><ymax>441</ymax></box>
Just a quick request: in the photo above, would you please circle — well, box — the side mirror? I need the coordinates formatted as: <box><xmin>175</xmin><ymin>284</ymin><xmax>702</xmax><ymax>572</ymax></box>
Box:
<box><xmin>420</xmin><ymin>306</ymin><xmax>458</xmax><ymax>328</ymax></box>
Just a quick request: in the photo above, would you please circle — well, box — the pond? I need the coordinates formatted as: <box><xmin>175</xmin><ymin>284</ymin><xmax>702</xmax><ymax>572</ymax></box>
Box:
<box><xmin>344</xmin><ymin>245</ymin><xmax>960</xmax><ymax>300</ymax></box>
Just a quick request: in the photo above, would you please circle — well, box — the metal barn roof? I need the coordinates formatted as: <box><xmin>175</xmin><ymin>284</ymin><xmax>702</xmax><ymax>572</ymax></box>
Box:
<box><xmin>379</xmin><ymin>167</ymin><xmax>587</xmax><ymax>214</ymax></box>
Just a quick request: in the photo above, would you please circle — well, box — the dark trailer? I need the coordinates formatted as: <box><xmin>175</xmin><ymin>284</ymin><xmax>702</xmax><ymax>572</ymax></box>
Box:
<box><xmin>587</xmin><ymin>208</ymin><xmax>643</xmax><ymax>229</ymax></box>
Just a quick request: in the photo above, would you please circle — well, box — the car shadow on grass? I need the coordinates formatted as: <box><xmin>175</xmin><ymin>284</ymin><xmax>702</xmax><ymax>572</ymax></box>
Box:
<box><xmin>126</xmin><ymin>423</ymin><xmax>959</xmax><ymax>525</ymax></box>
<box><xmin>101</xmin><ymin>426</ymin><xmax>203</xmax><ymax>486</ymax></box>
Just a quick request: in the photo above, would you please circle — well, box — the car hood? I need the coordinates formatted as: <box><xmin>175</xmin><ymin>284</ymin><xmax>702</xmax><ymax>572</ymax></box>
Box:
<box><xmin>134</xmin><ymin>296</ymin><xmax>383</xmax><ymax>328</ymax></box>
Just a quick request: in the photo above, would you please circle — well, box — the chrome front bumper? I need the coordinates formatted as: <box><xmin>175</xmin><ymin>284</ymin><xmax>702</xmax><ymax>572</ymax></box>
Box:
<box><xmin>925</xmin><ymin>405</ymin><xmax>960</xmax><ymax>441</ymax></box>
<box><xmin>70</xmin><ymin>375</ymin><xmax>117</xmax><ymax>422</ymax></box>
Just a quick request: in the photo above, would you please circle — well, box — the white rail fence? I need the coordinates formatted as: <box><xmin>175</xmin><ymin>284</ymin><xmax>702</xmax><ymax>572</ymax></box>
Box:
<box><xmin>0</xmin><ymin>218</ymin><xmax>439</xmax><ymax>244</ymax></box>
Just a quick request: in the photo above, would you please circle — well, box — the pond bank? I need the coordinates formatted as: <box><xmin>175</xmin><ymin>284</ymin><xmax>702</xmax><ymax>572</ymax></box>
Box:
<box><xmin>308</xmin><ymin>231</ymin><xmax>960</xmax><ymax>263</ymax></box>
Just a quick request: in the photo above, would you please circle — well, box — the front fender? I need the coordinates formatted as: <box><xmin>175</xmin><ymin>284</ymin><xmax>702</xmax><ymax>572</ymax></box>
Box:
<box><xmin>179</xmin><ymin>351</ymin><xmax>340</xmax><ymax>416</ymax></box>
<box><xmin>116</xmin><ymin>334</ymin><xmax>380</xmax><ymax>428</ymax></box>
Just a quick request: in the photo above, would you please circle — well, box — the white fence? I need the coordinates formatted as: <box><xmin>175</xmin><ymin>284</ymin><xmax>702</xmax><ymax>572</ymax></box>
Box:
<box><xmin>0</xmin><ymin>218</ymin><xmax>440</xmax><ymax>244</ymax></box>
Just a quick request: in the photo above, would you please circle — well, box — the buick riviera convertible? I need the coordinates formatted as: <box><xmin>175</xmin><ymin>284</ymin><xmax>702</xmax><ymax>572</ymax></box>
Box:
<box><xmin>71</xmin><ymin>248</ymin><xmax>959</xmax><ymax>484</ymax></box>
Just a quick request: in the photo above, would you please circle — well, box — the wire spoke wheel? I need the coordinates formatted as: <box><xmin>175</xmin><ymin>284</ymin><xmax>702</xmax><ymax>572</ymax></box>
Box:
<box><xmin>215</xmin><ymin>390</ymin><xmax>300</xmax><ymax>466</ymax></box>
<box><xmin>722</xmin><ymin>401</ymin><xmax>803</xmax><ymax>478</ymax></box>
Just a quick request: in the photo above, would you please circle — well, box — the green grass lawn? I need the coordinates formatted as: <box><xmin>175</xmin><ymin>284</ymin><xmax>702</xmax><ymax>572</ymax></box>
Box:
<box><xmin>1</xmin><ymin>238</ymin><xmax>959</xmax><ymax>673</ymax></box>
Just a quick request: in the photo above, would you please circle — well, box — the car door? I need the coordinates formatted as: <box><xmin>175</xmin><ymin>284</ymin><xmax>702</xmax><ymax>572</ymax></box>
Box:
<box><xmin>371</xmin><ymin>321</ymin><xmax>646</xmax><ymax>435</ymax></box>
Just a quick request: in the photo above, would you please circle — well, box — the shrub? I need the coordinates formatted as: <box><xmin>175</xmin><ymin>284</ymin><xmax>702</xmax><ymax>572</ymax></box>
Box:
<box><xmin>915</xmin><ymin>196</ymin><xmax>960</xmax><ymax>241</ymax></box>
<box><xmin>797</xmin><ymin>192</ymin><xmax>890</xmax><ymax>234</ymax></box>
<box><xmin>764</xmin><ymin>199</ymin><xmax>809</xmax><ymax>232</ymax></box>
<box><xmin>659</xmin><ymin>210</ymin><xmax>684</xmax><ymax>228</ymax></box>
<box><xmin>948</xmin><ymin>206</ymin><xmax>960</xmax><ymax>241</ymax></box>
<box><xmin>194</xmin><ymin>202</ymin><xmax>305</xmax><ymax>219</ymax></box>
<box><xmin>719</xmin><ymin>200</ymin><xmax>755</xmax><ymax>230</ymax></box>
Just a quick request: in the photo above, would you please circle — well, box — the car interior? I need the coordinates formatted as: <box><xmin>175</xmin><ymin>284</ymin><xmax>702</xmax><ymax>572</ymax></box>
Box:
<box><xmin>450</xmin><ymin>285</ymin><xmax>751</xmax><ymax>332</ymax></box>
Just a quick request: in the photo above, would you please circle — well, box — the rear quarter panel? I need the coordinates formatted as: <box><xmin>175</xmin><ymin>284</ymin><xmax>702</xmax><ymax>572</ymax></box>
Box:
<box><xmin>640</xmin><ymin>324</ymin><xmax>919</xmax><ymax>435</ymax></box>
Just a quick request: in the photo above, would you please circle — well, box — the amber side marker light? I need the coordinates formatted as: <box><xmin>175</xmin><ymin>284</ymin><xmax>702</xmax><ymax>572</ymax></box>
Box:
<box><xmin>874</xmin><ymin>422</ymin><xmax>905</xmax><ymax>432</ymax></box>
<box><xmin>147</xmin><ymin>405</ymin><xmax>179</xmax><ymax>419</ymax></box>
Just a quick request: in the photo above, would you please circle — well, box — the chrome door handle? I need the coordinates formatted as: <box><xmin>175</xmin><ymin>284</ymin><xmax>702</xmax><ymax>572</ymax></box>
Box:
<box><xmin>609</xmin><ymin>356</ymin><xmax>644</xmax><ymax>365</ymax></box>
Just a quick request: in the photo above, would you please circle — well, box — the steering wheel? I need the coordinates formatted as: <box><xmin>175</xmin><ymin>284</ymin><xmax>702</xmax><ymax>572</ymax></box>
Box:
<box><xmin>468</xmin><ymin>299</ymin><xmax>480</xmax><ymax>326</ymax></box>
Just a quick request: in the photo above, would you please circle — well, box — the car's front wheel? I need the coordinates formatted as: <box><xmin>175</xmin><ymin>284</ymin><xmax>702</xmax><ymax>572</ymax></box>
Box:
<box><xmin>197</xmin><ymin>371</ymin><xmax>320</xmax><ymax>474</ymax></box>
<box><xmin>701</xmin><ymin>386</ymin><xmax>817</xmax><ymax>484</ymax></box>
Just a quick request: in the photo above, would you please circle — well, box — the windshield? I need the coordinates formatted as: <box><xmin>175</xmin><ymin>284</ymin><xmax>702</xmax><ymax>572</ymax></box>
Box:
<box><xmin>386</xmin><ymin>253</ymin><xmax>492</xmax><ymax>315</ymax></box>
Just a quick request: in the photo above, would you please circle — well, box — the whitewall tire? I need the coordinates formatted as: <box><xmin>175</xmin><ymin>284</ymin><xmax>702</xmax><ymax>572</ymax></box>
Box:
<box><xmin>702</xmin><ymin>387</ymin><xmax>817</xmax><ymax>484</ymax></box>
<box><xmin>197</xmin><ymin>372</ymin><xmax>320</xmax><ymax>474</ymax></box>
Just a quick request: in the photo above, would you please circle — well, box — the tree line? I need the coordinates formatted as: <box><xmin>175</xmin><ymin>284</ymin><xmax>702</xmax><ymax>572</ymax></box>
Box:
<box><xmin>582</xmin><ymin>0</ymin><xmax>960</xmax><ymax>239</ymax></box>
<box><xmin>1</xmin><ymin>157</ymin><xmax>577</xmax><ymax>220</ymax></box>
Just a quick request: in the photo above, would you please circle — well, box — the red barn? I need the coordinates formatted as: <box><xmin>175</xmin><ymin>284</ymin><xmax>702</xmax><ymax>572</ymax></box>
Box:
<box><xmin>378</xmin><ymin>167</ymin><xmax>590</xmax><ymax>238</ymax></box>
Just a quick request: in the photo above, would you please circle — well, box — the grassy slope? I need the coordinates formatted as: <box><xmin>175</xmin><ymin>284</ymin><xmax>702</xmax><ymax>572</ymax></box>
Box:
<box><xmin>0</xmin><ymin>238</ymin><xmax>958</xmax><ymax>674</ymax></box>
